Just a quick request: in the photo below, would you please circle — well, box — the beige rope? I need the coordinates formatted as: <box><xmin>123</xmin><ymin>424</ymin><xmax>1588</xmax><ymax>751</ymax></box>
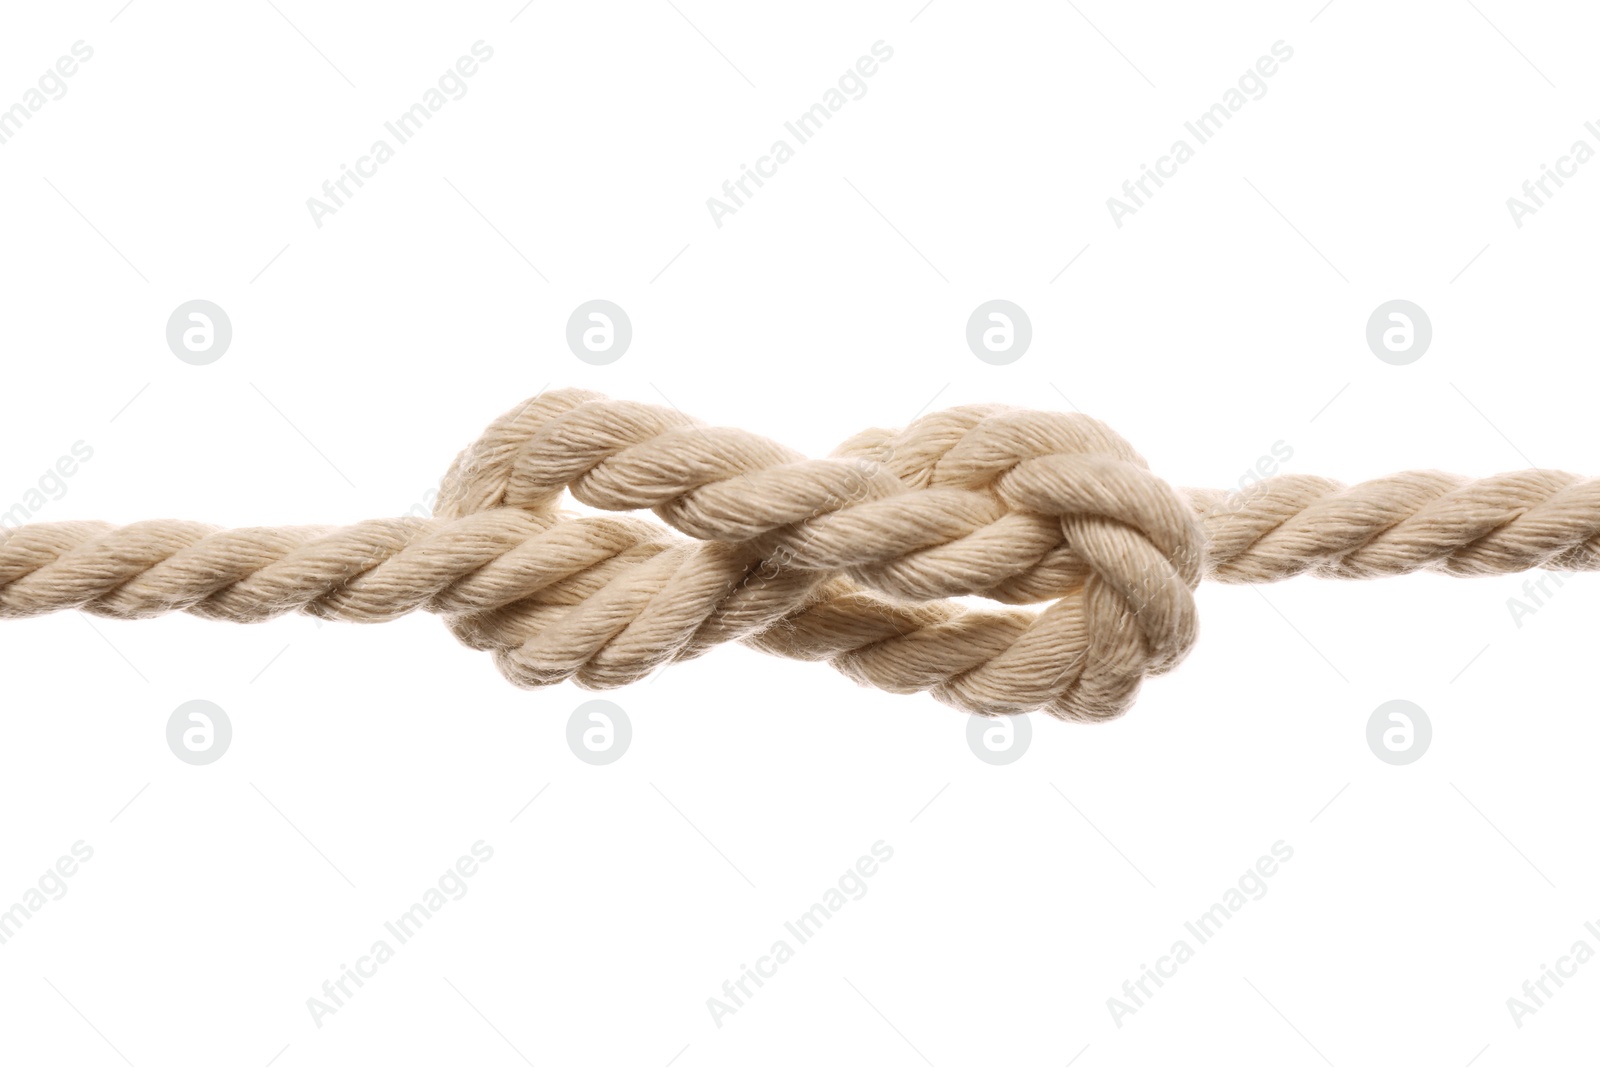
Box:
<box><xmin>3</xmin><ymin>388</ymin><xmax>1596</xmax><ymax>721</ymax></box>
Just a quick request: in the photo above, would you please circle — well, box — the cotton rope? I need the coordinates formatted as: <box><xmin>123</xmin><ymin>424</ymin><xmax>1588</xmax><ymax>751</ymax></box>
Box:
<box><xmin>4</xmin><ymin>389</ymin><xmax>1595</xmax><ymax>721</ymax></box>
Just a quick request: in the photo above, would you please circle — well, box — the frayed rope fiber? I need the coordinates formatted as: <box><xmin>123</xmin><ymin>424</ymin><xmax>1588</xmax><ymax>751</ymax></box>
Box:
<box><xmin>4</xmin><ymin>388</ymin><xmax>1598</xmax><ymax>721</ymax></box>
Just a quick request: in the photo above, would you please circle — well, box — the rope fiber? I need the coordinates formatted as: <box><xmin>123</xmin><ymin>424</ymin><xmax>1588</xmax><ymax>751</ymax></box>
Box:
<box><xmin>3</xmin><ymin>389</ymin><xmax>1596</xmax><ymax>721</ymax></box>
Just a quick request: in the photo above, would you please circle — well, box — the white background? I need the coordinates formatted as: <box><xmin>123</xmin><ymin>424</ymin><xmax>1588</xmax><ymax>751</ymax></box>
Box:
<box><xmin>2</xmin><ymin>1</ymin><xmax>1599</xmax><ymax>1064</ymax></box>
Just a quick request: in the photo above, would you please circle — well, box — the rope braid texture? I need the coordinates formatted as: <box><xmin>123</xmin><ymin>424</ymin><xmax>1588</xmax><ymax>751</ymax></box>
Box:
<box><xmin>4</xmin><ymin>388</ymin><xmax>1597</xmax><ymax>722</ymax></box>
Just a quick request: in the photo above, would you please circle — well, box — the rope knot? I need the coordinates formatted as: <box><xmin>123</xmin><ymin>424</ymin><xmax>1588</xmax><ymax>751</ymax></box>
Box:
<box><xmin>8</xmin><ymin>389</ymin><xmax>1596</xmax><ymax>721</ymax></box>
<box><xmin>433</xmin><ymin>389</ymin><xmax>1202</xmax><ymax>721</ymax></box>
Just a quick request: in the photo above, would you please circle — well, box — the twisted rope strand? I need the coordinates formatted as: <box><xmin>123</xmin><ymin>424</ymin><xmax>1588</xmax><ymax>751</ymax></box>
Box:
<box><xmin>2</xmin><ymin>388</ymin><xmax>1594</xmax><ymax>721</ymax></box>
<box><xmin>1192</xmin><ymin>469</ymin><xmax>1600</xmax><ymax>581</ymax></box>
